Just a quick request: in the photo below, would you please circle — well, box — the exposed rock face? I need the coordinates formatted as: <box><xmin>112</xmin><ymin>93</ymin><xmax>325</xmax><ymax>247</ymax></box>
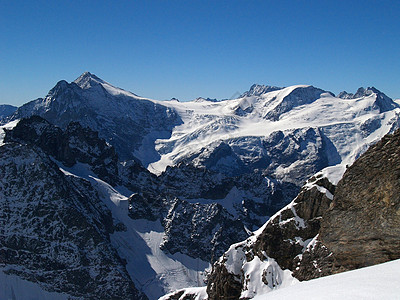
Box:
<box><xmin>240</xmin><ymin>84</ymin><xmax>282</xmax><ymax>97</ymax></box>
<box><xmin>207</xmin><ymin>261</ymin><xmax>242</xmax><ymax>300</ymax></box>
<box><xmin>205</xmin><ymin>172</ymin><xmax>336</xmax><ymax>299</ymax></box>
<box><xmin>0</xmin><ymin>143</ymin><xmax>146</xmax><ymax>299</ymax></box>
<box><xmin>160</xmin><ymin>200</ymin><xmax>248</xmax><ymax>261</ymax></box>
<box><xmin>4</xmin><ymin>115</ymin><xmax>157</xmax><ymax>192</ymax></box>
<box><xmin>252</xmin><ymin>175</ymin><xmax>334</xmax><ymax>271</ymax></box>
<box><xmin>337</xmin><ymin>91</ymin><xmax>354</xmax><ymax>99</ymax></box>
<box><xmin>318</xmin><ymin>129</ymin><xmax>400</xmax><ymax>271</ymax></box>
<box><xmin>158</xmin><ymin>164</ymin><xmax>299</xmax><ymax>230</ymax></box>
<box><xmin>264</xmin><ymin>86</ymin><xmax>333</xmax><ymax>121</ymax></box>
<box><xmin>185</xmin><ymin>127</ymin><xmax>333</xmax><ymax>186</ymax></box>
<box><xmin>4</xmin><ymin>116</ymin><xmax>120</xmax><ymax>184</ymax></box>
<box><xmin>0</xmin><ymin>104</ymin><xmax>17</xmax><ymax>123</ymax></box>
<box><xmin>128</xmin><ymin>193</ymin><xmax>249</xmax><ymax>262</ymax></box>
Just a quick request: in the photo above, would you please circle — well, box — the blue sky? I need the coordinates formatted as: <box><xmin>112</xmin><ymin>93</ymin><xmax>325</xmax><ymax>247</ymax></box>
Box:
<box><xmin>1</xmin><ymin>0</ymin><xmax>399</xmax><ymax>105</ymax></box>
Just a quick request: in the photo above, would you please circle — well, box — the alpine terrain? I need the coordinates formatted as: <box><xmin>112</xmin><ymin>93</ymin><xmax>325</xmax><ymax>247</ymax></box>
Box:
<box><xmin>1</xmin><ymin>72</ymin><xmax>400</xmax><ymax>299</ymax></box>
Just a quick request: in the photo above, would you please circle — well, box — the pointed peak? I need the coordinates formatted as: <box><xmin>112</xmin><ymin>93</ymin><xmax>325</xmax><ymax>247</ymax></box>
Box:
<box><xmin>74</xmin><ymin>71</ymin><xmax>105</xmax><ymax>89</ymax></box>
<box><xmin>353</xmin><ymin>87</ymin><xmax>374</xmax><ymax>98</ymax></box>
<box><xmin>337</xmin><ymin>91</ymin><xmax>354</xmax><ymax>99</ymax></box>
<box><xmin>343</xmin><ymin>86</ymin><xmax>387</xmax><ymax>99</ymax></box>
<box><xmin>338</xmin><ymin>87</ymin><xmax>386</xmax><ymax>99</ymax></box>
<box><xmin>240</xmin><ymin>84</ymin><xmax>282</xmax><ymax>97</ymax></box>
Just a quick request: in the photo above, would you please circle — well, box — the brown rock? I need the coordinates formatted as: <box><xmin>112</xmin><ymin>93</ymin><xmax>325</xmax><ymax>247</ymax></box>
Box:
<box><xmin>319</xmin><ymin>129</ymin><xmax>400</xmax><ymax>272</ymax></box>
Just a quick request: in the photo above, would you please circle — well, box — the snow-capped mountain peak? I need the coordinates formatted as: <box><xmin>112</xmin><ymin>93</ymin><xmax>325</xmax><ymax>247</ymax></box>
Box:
<box><xmin>73</xmin><ymin>71</ymin><xmax>141</xmax><ymax>98</ymax></box>
<box><xmin>73</xmin><ymin>71</ymin><xmax>106</xmax><ymax>89</ymax></box>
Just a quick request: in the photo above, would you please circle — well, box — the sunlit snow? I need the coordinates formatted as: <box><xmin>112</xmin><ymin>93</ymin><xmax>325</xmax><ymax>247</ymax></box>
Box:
<box><xmin>253</xmin><ymin>259</ymin><xmax>400</xmax><ymax>300</ymax></box>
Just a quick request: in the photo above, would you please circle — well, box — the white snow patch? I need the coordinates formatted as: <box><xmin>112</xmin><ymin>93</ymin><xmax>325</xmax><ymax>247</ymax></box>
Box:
<box><xmin>0</xmin><ymin>119</ymin><xmax>19</xmax><ymax>146</ymax></box>
<box><xmin>0</xmin><ymin>269</ymin><xmax>70</xmax><ymax>300</ymax></box>
<box><xmin>241</xmin><ymin>256</ymin><xmax>298</xmax><ymax>299</ymax></box>
<box><xmin>146</xmin><ymin>87</ymin><xmax>399</xmax><ymax>175</ymax></box>
<box><xmin>253</xmin><ymin>258</ymin><xmax>400</xmax><ymax>300</ymax></box>
<box><xmin>159</xmin><ymin>286</ymin><xmax>208</xmax><ymax>300</ymax></box>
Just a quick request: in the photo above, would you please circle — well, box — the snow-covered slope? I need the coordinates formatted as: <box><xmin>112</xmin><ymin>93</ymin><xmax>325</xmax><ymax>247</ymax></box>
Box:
<box><xmin>0</xmin><ymin>270</ymin><xmax>69</xmax><ymax>300</ymax></box>
<box><xmin>253</xmin><ymin>258</ymin><xmax>400</xmax><ymax>300</ymax></box>
<box><xmin>150</xmin><ymin>84</ymin><xmax>399</xmax><ymax>178</ymax></box>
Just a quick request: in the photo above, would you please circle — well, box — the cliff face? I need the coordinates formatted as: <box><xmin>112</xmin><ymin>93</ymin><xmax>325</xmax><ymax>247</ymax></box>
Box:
<box><xmin>317</xmin><ymin>129</ymin><xmax>400</xmax><ymax>271</ymax></box>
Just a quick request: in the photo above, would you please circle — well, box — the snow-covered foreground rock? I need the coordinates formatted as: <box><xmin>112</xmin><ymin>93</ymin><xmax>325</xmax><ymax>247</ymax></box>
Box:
<box><xmin>253</xmin><ymin>258</ymin><xmax>400</xmax><ymax>300</ymax></box>
<box><xmin>164</xmin><ymin>259</ymin><xmax>400</xmax><ymax>300</ymax></box>
<box><xmin>204</xmin><ymin>166</ymin><xmax>341</xmax><ymax>299</ymax></box>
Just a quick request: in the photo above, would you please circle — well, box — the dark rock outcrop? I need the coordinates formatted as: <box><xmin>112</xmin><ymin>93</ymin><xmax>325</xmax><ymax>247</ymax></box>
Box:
<box><xmin>0</xmin><ymin>143</ymin><xmax>146</xmax><ymax>299</ymax></box>
<box><xmin>0</xmin><ymin>104</ymin><xmax>17</xmax><ymax>124</ymax></box>
<box><xmin>294</xmin><ymin>129</ymin><xmax>400</xmax><ymax>280</ymax></box>
<box><xmin>252</xmin><ymin>175</ymin><xmax>334</xmax><ymax>271</ymax></box>
<box><xmin>128</xmin><ymin>193</ymin><xmax>249</xmax><ymax>262</ymax></box>
<box><xmin>319</xmin><ymin>129</ymin><xmax>400</xmax><ymax>272</ymax></box>
<box><xmin>207</xmin><ymin>260</ymin><xmax>242</xmax><ymax>300</ymax></box>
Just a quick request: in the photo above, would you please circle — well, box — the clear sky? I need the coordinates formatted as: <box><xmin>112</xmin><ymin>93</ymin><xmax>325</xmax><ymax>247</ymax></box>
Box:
<box><xmin>1</xmin><ymin>0</ymin><xmax>399</xmax><ymax>106</ymax></box>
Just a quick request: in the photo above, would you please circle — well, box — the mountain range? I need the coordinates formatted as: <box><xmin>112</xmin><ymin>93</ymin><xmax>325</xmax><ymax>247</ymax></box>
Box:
<box><xmin>1</xmin><ymin>72</ymin><xmax>399</xmax><ymax>299</ymax></box>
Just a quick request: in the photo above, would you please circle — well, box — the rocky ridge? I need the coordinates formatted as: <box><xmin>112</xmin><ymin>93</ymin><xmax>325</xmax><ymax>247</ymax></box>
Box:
<box><xmin>205</xmin><ymin>168</ymin><xmax>338</xmax><ymax>299</ymax></box>
<box><xmin>0</xmin><ymin>104</ymin><xmax>17</xmax><ymax>123</ymax></box>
